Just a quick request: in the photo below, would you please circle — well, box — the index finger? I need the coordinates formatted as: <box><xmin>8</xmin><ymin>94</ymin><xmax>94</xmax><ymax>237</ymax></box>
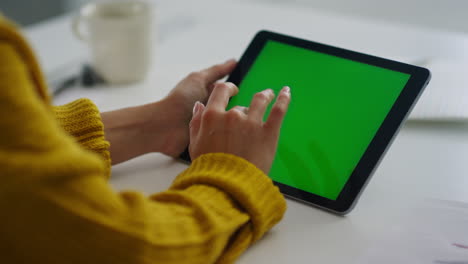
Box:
<box><xmin>206</xmin><ymin>82</ymin><xmax>239</xmax><ymax>111</ymax></box>
<box><xmin>265</xmin><ymin>86</ymin><xmax>291</xmax><ymax>134</ymax></box>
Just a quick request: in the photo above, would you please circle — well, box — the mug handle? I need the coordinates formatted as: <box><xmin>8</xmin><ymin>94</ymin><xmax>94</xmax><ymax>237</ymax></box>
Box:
<box><xmin>72</xmin><ymin>14</ymin><xmax>88</xmax><ymax>41</ymax></box>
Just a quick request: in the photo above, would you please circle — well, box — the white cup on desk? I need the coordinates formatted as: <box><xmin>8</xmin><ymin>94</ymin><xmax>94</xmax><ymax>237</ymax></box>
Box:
<box><xmin>72</xmin><ymin>0</ymin><xmax>153</xmax><ymax>84</ymax></box>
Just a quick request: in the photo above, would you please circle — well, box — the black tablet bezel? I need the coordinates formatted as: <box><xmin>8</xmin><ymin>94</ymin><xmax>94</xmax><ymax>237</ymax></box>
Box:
<box><xmin>224</xmin><ymin>30</ymin><xmax>430</xmax><ymax>214</ymax></box>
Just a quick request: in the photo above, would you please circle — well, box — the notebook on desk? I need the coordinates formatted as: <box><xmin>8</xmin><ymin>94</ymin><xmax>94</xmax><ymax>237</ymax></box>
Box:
<box><xmin>408</xmin><ymin>59</ymin><xmax>468</xmax><ymax>121</ymax></box>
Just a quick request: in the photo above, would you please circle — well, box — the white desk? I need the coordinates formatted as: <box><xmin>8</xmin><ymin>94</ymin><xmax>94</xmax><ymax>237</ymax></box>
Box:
<box><xmin>24</xmin><ymin>0</ymin><xmax>468</xmax><ymax>263</ymax></box>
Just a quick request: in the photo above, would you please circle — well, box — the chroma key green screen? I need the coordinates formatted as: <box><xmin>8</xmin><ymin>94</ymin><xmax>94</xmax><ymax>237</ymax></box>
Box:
<box><xmin>227</xmin><ymin>40</ymin><xmax>410</xmax><ymax>200</ymax></box>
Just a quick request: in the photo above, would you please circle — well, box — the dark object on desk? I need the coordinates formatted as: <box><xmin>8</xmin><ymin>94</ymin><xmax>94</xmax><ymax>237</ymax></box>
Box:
<box><xmin>179</xmin><ymin>149</ymin><xmax>191</xmax><ymax>163</ymax></box>
<box><xmin>52</xmin><ymin>64</ymin><xmax>105</xmax><ymax>96</ymax></box>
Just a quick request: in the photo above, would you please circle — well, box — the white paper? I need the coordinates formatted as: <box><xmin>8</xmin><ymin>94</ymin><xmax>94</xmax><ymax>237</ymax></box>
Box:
<box><xmin>408</xmin><ymin>59</ymin><xmax>468</xmax><ymax>122</ymax></box>
<box><xmin>358</xmin><ymin>200</ymin><xmax>468</xmax><ymax>264</ymax></box>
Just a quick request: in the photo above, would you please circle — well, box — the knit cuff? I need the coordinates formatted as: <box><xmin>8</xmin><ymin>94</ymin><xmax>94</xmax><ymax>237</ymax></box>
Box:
<box><xmin>52</xmin><ymin>98</ymin><xmax>111</xmax><ymax>177</ymax></box>
<box><xmin>171</xmin><ymin>153</ymin><xmax>287</xmax><ymax>243</ymax></box>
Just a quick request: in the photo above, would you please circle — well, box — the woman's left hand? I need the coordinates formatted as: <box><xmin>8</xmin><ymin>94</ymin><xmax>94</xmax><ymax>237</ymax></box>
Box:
<box><xmin>102</xmin><ymin>59</ymin><xmax>237</xmax><ymax>164</ymax></box>
<box><xmin>147</xmin><ymin>59</ymin><xmax>237</xmax><ymax>157</ymax></box>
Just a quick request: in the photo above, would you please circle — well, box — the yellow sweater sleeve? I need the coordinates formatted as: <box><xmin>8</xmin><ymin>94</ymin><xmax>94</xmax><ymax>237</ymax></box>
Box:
<box><xmin>52</xmin><ymin>99</ymin><xmax>112</xmax><ymax>177</ymax></box>
<box><xmin>0</xmin><ymin>19</ymin><xmax>286</xmax><ymax>264</ymax></box>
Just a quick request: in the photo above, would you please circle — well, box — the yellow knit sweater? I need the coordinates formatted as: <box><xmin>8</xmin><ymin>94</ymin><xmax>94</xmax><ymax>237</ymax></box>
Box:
<box><xmin>0</xmin><ymin>16</ymin><xmax>286</xmax><ymax>263</ymax></box>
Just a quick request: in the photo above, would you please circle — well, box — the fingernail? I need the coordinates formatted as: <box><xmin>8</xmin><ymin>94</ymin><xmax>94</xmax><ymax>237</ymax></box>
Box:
<box><xmin>265</xmin><ymin>89</ymin><xmax>274</xmax><ymax>96</ymax></box>
<box><xmin>193</xmin><ymin>101</ymin><xmax>200</xmax><ymax>115</ymax></box>
<box><xmin>283</xmin><ymin>86</ymin><xmax>291</xmax><ymax>95</ymax></box>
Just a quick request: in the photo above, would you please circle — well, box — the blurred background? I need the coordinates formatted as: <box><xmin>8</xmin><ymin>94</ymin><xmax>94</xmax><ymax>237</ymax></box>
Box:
<box><xmin>2</xmin><ymin>0</ymin><xmax>468</xmax><ymax>33</ymax></box>
<box><xmin>4</xmin><ymin>0</ymin><xmax>468</xmax><ymax>121</ymax></box>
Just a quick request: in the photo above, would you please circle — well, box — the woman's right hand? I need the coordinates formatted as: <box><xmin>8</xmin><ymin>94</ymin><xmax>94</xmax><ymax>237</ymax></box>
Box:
<box><xmin>189</xmin><ymin>82</ymin><xmax>291</xmax><ymax>174</ymax></box>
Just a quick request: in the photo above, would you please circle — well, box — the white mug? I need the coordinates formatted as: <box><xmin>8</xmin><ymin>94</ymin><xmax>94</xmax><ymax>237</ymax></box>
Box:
<box><xmin>72</xmin><ymin>1</ymin><xmax>153</xmax><ymax>84</ymax></box>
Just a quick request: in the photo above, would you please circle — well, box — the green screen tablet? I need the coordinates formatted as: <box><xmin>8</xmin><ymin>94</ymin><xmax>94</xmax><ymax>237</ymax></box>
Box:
<box><xmin>229</xmin><ymin>40</ymin><xmax>409</xmax><ymax>200</ymax></box>
<box><xmin>224</xmin><ymin>31</ymin><xmax>430</xmax><ymax>214</ymax></box>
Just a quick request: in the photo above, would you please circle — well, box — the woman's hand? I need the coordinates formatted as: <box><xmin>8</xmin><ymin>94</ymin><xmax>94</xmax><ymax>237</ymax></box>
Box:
<box><xmin>102</xmin><ymin>60</ymin><xmax>237</xmax><ymax>164</ymax></box>
<box><xmin>189</xmin><ymin>82</ymin><xmax>291</xmax><ymax>174</ymax></box>
<box><xmin>165</xmin><ymin>59</ymin><xmax>237</xmax><ymax>116</ymax></box>
<box><xmin>156</xmin><ymin>59</ymin><xmax>237</xmax><ymax>156</ymax></box>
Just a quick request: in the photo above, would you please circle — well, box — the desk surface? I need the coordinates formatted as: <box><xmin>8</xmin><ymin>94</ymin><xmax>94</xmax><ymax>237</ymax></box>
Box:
<box><xmin>24</xmin><ymin>0</ymin><xmax>468</xmax><ymax>263</ymax></box>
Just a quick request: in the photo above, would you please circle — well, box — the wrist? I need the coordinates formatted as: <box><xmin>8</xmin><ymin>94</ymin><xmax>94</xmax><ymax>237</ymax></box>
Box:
<box><xmin>102</xmin><ymin>96</ymin><xmax>192</xmax><ymax>164</ymax></box>
<box><xmin>101</xmin><ymin>104</ymin><xmax>149</xmax><ymax>164</ymax></box>
<box><xmin>141</xmin><ymin>97</ymin><xmax>190</xmax><ymax>156</ymax></box>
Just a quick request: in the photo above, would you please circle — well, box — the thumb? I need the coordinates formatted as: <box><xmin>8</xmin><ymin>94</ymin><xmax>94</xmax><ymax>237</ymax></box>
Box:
<box><xmin>201</xmin><ymin>59</ymin><xmax>237</xmax><ymax>85</ymax></box>
<box><xmin>190</xmin><ymin>101</ymin><xmax>205</xmax><ymax>137</ymax></box>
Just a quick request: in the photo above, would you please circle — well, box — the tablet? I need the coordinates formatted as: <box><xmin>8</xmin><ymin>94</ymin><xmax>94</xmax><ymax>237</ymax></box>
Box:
<box><xmin>182</xmin><ymin>30</ymin><xmax>430</xmax><ymax>214</ymax></box>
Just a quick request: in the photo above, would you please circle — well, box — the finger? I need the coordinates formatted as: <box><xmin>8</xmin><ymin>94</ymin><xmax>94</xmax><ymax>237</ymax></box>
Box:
<box><xmin>231</xmin><ymin>106</ymin><xmax>249</xmax><ymax>115</ymax></box>
<box><xmin>189</xmin><ymin>101</ymin><xmax>205</xmax><ymax>137</ymax></box>
<box><xmin>206</xmin><ymin>82</ymin><xmax>239</xmax><ymax>111</ymax></box>
<box><xmin>208</xmin><ymin>81</ymin><xmax>220</xmax><ymax>95</ymax></box>
<box><xmin>248</xmin><ymin>89</ymin><xmax>275</xmax><ymax>122</ymax></box>
<box><xmin>201</xmin><ymin>59</ymin><xmax>237</xmax><ymax>84</ymax></box>
<box><xmin>265</xmin><ymin>86</ymin><xmax>291</xmax><ymax>134</ymax></box>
